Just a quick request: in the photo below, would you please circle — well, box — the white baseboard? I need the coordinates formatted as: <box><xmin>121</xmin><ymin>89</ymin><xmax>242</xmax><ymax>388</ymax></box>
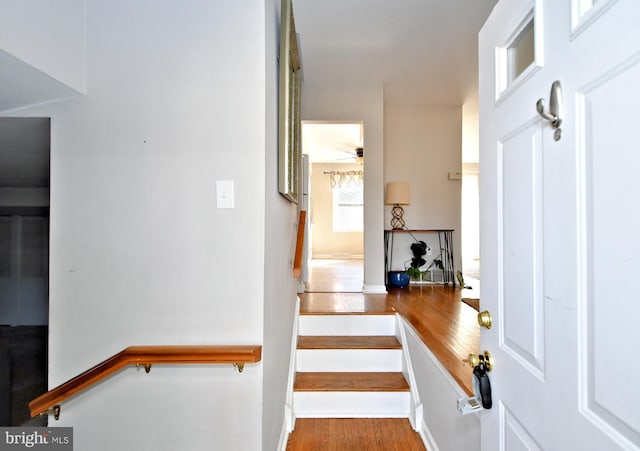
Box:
<box><xmin>312</xmin><ymin>254</ymin><xmax>364</xmax><ymax>259</ymax></box>
<box><xmin>277</xmin><ymin>419</ymin><xmax>290</xmax><ymax>451</ymax></box>
<box><xmin>278</xmin><ymin>296</ymin><xmax>300</xmax><ymax>451</ymax></box>
<box><xmin>419</xmin><ymin>417</ymin><xmax>441</xmax><ymax>451</ymax></box>
<box><xmin>396</xmin><ymin>313</ymin><xmax>423</xmax><ymax>434</ymax></box>
<box><xmin>363</xmin><ymin>284</ymin><xmax>387</xmax><ymax>294</ymax></box>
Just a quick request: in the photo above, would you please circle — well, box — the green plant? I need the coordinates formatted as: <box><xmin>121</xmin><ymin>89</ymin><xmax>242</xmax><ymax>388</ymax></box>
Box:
<box><xmin>406</xmin><ymin>266</ymin><xmax>422</xmax><ymax>279</ymax></box>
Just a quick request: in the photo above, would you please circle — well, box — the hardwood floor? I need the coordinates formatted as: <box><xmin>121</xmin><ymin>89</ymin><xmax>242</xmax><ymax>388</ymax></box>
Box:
<box><xmin>286</xmin><ymin>418</ymin><xmax>426</xmax><ymax>451</ymax></box>
<box><xmin>293</xmin><ymin>260</ymin><xmax>481</xmax><ymax>449</ymax></box>
<box><xmin>306</xmin><ymin>259</ymin><xmax>363</xmax><ymax>292</ymax></box>
<box><xmin>300</xmin><ymin>292</ymin><xmax>394</xmax><ymax>315</ymax></box>
<box><xmin>386</xmin><ymin>285</ymin><xmax>480</xmax><ymax>395</ymax></box>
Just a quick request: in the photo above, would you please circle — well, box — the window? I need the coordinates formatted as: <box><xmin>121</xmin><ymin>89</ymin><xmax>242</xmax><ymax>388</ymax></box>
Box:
<box><xmin>507</xmin><ymin>18</ymin><xmax>535</xmax><ymax>85</ymax></box>
<box><xmin>332</xmin><ymin>185</ymin><xmax>363</xmax><ymax>232</ymax></box>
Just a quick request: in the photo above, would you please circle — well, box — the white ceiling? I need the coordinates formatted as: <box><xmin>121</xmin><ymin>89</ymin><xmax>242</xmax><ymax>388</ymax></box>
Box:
<box><xmin>293</xmin><ymin>0</ymin><xmax>497</xmax><ymax>162</ymax></box>
<box><xmin>0</xmin><ymin>50</ymin><xmax>78</xmax><ymax>114</ymax></box>
<box><xmin>293</xmin><ymin>0</ymin><xmax>497</xmax><ymax>106</ymax></box>
<box><xmin>303</xmin><ymin>122</ymin><xmax>363</xmax><ymax>163</ymax></box>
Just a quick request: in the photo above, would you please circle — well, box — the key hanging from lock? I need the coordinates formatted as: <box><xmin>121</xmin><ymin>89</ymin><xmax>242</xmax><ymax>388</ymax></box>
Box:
<box><xmin>473</xmin><ymin>360</ymin><xmax>493</xmax><ymax>409</ymax></box>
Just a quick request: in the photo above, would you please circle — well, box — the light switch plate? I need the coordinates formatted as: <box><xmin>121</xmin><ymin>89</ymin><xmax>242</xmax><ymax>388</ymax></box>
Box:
<box><xmin>216</xmin><ymin>180</ymin><xmax>234</xmax><ymax>208</ymax></box>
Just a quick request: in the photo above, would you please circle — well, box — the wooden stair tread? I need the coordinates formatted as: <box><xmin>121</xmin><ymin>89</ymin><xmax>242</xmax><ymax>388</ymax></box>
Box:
<box><xmin>294</xmin><ymin>372</ymin><xmax>409</xmax><ymax>392</ymax></box>
<box><xmin>297</xmin><ymin>336</ymin><xmax>401</xmax><ymax>350</ymax></box>
<box><xmin>286</xmin><ymin>419</ymin><xmax>426</xmax><ymax>451</ymax></box>
<box><xmin>299</xmin><ymin>310</ymin><xmax>396</xmax><ymax>316</ymax></box>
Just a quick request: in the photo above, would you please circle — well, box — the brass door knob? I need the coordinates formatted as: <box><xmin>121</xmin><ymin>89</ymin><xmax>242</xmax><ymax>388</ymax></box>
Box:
<box><xmin>463</xmin><ymin>353</ymin><xmax>481</xmax><ymax>368</ymax></box>
<box><xmin>477</xmin><ymin>310</ymin><xmax>492</xmax><ymax>329</ymax></box>
<box><xmin>463</xmin><ymin>351</ymin><xmax>494</xmax><ymax>371</ymax></box>
<box><xmin>483</xmin><ymin>351</ymin><xmax>493</xmax><ymax>371</ymax></box>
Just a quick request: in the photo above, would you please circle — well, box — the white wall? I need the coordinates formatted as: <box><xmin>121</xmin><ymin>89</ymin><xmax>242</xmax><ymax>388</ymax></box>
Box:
<box><xmin>462</xmin><ymin>100</ymin><xmax>480</xmax><ymax>164</ymax></box>
<box><xmin>2</xmin><ymin>1</ymin><xmax>268</xmax><ymax>449</ymax></box>
<box><xmin>0</xmin><ymin>0</ymin><xmax>85</xmax><ymax>92</ymax></box>
<box><xmin>384</xmin><ymin>105</ymin><xmax>462</xmax><ymax>273</ymax></box>
<box><xmin>401</xmin><ymin>319</ymin><xmax>481</xmax><ymax>451</ymax></box>
<box><xmin>302</xmin><ymin>84</ymin><xmax>386</xmax><ymax>292</ymax></box>
<box><xmin>262</xmin><ymin>0</ymin><xmax>301</xmax><ymax>449</ymax></box>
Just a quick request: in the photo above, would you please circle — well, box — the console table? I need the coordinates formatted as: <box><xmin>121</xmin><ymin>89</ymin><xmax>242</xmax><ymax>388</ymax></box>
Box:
<box><xmin>384</xmin><ymin>229</ymin><xmax>456</xmax><ymax>286</ymax></box>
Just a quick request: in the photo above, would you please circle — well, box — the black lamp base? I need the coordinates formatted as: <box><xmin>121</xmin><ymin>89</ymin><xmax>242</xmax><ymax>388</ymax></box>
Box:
<box><xmin>390</xmin><ymin>204</ymin><xmax>405</xmax><ymax>230</ymax></box>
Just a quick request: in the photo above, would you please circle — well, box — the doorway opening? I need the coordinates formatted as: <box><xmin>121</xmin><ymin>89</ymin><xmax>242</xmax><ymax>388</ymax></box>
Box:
<box><xmin>302</xmin><ymin>121</ymin><xmax>364</xmax><ymax>292</ymax></box>
<box><xmin>0</xmin><ymin>117</ymin><xmax>50</xmax><ymax>426</ymax></box>
<box><xmin>461</xmin><ymin>100</ymin><xmax>481</xmax><ymax>291</ymax></box>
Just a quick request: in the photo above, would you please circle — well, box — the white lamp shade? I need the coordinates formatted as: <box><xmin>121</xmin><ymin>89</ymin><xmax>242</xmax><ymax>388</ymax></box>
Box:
<box><xmin>385</xmin><ymin>182</ymin><xmax>409</xmax><ymax>205</ymax></box>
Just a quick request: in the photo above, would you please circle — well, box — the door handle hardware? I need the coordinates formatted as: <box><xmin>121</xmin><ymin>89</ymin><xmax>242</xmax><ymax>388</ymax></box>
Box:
<box><xmin>462</xmin><ymin>351</ymin><xmax>494</xmax><ymax>410</ymax></box>
<box><xmin>477</xmin><ymin>310</ymin><xmax>492</xmax><ymax>329</ymax></box>
<box><xmin>463</xmin><ymin>353</ymin><xmax>481</xmax><ymax>368</ymax></box>
<box><xmin>536</xmin><ymin>80</ymin><xmax>564</xmax><ymax>141</ymax></box>
<box><xmin>463</xmin><ymin>351</ymin><xmax>493</xmax><ymax>371</ymax></box>
<box><xmin>482</xmin><ymin>351</ymin><xmax>493</xmax><ymax>371</ymax></box>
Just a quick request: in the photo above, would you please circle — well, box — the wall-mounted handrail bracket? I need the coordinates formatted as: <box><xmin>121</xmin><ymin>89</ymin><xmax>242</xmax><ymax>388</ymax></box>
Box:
<box><xmin>233</xmin><ymin>363</ymin><xmax>245</xmax><ymax>373</ymax></box>
<box><xmin>136</xmin><ymin>363</ymin><xmax>152</xmax><ymax>373</ymax></box>
<box><xmin>39</xmin><ymin>404</ymin><xmax>61</xmax><ymax>420</ymax></box>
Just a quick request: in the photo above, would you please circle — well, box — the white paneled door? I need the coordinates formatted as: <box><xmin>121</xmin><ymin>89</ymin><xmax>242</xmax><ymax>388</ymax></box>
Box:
<box><xmin>479</xmin><ymin>0</ymin><xmax>640</xmax><ymax>450</ymax></box>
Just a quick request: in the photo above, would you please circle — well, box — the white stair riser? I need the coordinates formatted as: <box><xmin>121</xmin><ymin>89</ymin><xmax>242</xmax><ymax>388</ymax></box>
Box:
<box><xmin>299</xmin><ymin>315</ymin><xmax>396</xmax><ymax>336</ymax></box>
<box><xmin>296</xmin><ymin>349</ymin><xmax>402</xmax><ymax>372</ymax></box>
<box><xmin>294</xmin><ymin>392</ymin><xmax>410</xmax><ymax>418</ymax></box>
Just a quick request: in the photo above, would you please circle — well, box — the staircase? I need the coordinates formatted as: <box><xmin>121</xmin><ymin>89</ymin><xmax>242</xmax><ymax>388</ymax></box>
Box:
<box><xmin>0</xmin><ymin>326</ymin><xmax>47</xmax><ymax>427</ymax></box>
<box><xmin>292</xmin><ymin>311</ymin><xmax>412</xmax><ymax>418</ymax></box>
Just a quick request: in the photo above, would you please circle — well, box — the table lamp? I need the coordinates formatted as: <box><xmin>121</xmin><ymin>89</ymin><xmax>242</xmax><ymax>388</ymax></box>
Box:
<box><xmin>385</xmin><ymin>181</ymin><xmax>409</xmax><ymax>230</ymax></box>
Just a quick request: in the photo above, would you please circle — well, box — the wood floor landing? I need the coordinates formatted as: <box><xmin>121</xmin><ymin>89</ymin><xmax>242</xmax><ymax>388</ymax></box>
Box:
<box><xmin>294</xmin><ymin>372</ymin><xmax>410</xmax><ymax>392</ymax></box>
<box><xmin>286</xmin><ymin>418</ymin><xmax>426</xmax><ymax>451</ymax></box>
<box><xmin>300</xmin><ymin>285</ymin><xmax>480</xmax><ymax>396</ymax></box>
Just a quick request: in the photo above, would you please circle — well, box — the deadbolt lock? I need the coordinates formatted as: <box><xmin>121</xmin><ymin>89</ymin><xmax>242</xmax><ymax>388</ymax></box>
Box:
<box><xmin>477</xmin><ymin>310</ymin><xmax>492</xmax><ymax>329</ymax></box>
<box><xmin>463</xmin><ymin>351</ymin><xmax>493</xmax><ymax>372</ymax></box>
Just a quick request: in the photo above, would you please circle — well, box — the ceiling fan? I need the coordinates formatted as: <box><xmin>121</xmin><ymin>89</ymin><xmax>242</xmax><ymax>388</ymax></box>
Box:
<box><xmin>337</xmin><ymin>146</ymin><xmax>364</xmax><ymax>163</ymax></box>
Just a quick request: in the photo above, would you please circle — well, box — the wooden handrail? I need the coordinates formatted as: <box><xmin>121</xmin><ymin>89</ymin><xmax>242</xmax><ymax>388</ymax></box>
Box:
<box><xmin>293</xmin><ymin>210</ymin><xmax>306</xmax><ymax>278</ymax></box>
<box><xmin>29</xmin><ymin>345</ymin><xmax>262</xmax><ymax>418</ymax></box>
